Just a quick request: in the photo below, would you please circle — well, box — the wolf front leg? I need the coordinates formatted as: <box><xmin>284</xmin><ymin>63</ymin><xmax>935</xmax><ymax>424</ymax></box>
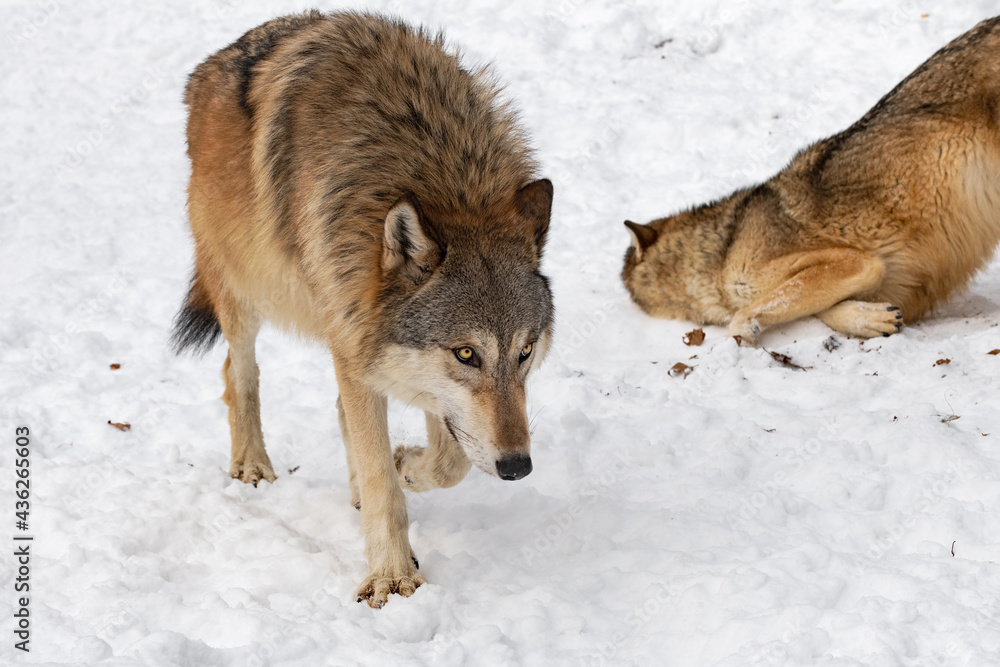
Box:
<box><xmin>394</xmin><ymin>412</ymin><xmax>472</xmax><ymax>492</ymax></box>
<box><xmin>728</xmin><ymin>247</ymin><xmax>898</xmax><ymax>345</ymax></box>
<box><xmin>334</xmin><ymin>361</ymin><xmax>424</xmax><ymax>607</ymax></box>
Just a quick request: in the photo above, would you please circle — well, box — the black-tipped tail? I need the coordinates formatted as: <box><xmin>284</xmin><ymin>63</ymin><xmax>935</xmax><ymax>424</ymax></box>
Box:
<box><xmin>171</xmin><ymin>276</ymin><xmax>222</xmax><ymax>355</ymax></box>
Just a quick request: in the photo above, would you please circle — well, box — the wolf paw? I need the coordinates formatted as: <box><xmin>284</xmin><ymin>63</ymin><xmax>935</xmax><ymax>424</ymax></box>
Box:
<box><xmin>394</xmin><ymin>445</ymin><xmax>426</xmax><ymax>491</ymax></box>
<box><xmin>355</xmin><ymin>569</ymin><xmax>426</xmax><ymax>608</ymax></box>
<box><xmin>229</xmin><ymin>452</ymin><xmax>276</xmax><ymax>486</ymax></box>
<box><xmin>819</xmin><ymin>300</ymin><xmax>903</xmax><ymax>338</ymax></box>
<box><xmin>728</xmin><ymin>314</ymin><xmax>761</xmax><ymax>347</ymax></box>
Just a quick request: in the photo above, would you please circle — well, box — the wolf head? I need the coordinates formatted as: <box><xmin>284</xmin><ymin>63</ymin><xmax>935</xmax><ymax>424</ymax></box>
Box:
<box><xmin>621</xmin><ymin>205</ymin><xmax>734</xmax><ymax>325</ymax></box>
<box><xmin>621</xmin><ymin>216</ymin><xmax>699</xmax><ymax>321</ymax></box>
<box><xmin>373</xmin><ymin>179</ymin><xmax>554</xmax><ymax>480</ymax></box>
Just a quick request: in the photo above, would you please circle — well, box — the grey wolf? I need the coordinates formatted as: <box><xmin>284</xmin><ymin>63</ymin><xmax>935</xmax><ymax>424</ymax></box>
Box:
<box><xmin>173</xmin><ymin>11</ymin><xmax>554</xmax><ymax>607</ymax></box>
<box><xmin>622</xmin><ymin>17</ymin><xmax>1000</xmax><ymax>346</ymax></box>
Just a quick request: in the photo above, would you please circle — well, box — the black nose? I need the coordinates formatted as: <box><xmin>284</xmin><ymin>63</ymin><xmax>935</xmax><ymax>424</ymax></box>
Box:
<box><xmin>496</xmin><ymin>455</ymin><xmax>532</xmax><ymax>481</ymax></box>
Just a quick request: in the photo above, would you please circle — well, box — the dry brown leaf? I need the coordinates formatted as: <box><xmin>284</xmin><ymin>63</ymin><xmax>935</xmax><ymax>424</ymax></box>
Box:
<box><xmin>934</xmin><ymin>358</ymin><xmax>951</xmax><ymax>366</ymax></box>
<box><xmin>108</xmin><ymin>420</ymin><xmax>131</xmax><ymax>432</ymax></box>
<box><xmin>765</xmin><ymin>349</ymin><xmax>809</xmax><ymax>371</ymax></box>
<box><xmin>683</xmin><ymin>328</ymin><xmax>706</xmax><ymax>346</ymax></box>
<box><xmin>669</xmin><ymin>362</ymin><xmax>693</xmax><ymax>378</ymax></box>
<box><xmin>110</xmin><ymin>363</ymin><xmax>121</xmax><ymax>370</ymax></box>
<box><xmin>988</xmin><ymin>349</ymin><xmax>1000</xmax><ymax>356</ymax></box>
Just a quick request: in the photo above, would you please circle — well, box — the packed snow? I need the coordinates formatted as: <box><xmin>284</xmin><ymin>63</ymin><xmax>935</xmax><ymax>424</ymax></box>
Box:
<box><xmin>3</xmin><ymin>0</ymin><xmax>1000</xmax><ymax>665</ymax></box>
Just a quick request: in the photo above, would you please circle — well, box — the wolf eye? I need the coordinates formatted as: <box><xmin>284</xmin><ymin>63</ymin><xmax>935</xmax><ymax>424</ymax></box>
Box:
<box><xmin>454</xmin><ymin>347</ymin><xmax>478</xmax><ymax>366</ymax></box>
<box><xmin>519</xmin><ymin>342</ymin><xmax>533</xmax><ymax>362</ymax></box>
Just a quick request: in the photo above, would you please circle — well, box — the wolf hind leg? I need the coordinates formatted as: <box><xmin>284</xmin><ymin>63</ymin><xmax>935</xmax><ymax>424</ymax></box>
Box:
<box><xmin>728</xmin><ymin>248</ymin><xmax>889</xmax><ymax>345</ymax></box>
<box><xmin>219</xmin><ymin>297</ymin><xmax>276</xmax><ymax>485</ymax></box>
<box><xmin>337</xmin><ymin>396</ymin><xmax>362</xmax><ymax>509</ymax></box>
<box><xmin>394</xmin><ymin>412</ymin><xmax>472</xmax><ymax>492</ymax></box>
<box><xmin>817</xmin><ymin>300</ymin><xmax>903</xmax><ymax>338</ymax></box>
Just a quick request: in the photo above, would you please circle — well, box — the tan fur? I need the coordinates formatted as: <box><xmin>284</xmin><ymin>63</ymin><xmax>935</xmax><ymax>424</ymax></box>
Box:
<box><xmin>177</xmin><ymin>12</ymin><xmax>553</xmax><ymax>607</ymax></box>
<box><xmin>623</xmin><ymin>17</ymin><xmax>1000</xmax><ymax>346</ymax></box>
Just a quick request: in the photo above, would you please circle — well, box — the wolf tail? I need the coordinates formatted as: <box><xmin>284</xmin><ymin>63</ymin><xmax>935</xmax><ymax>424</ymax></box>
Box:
<box><xmin>171</xmin><ymin>272</ymin><xmax>222</xmax><ymax>355</ymax></box>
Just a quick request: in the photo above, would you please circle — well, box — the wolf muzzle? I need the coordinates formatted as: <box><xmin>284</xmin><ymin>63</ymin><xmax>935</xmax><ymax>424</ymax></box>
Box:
<box><xmin>496</xmin><ymin>455</ymin><xmax>532</xmax><ymax>481</ymax></box>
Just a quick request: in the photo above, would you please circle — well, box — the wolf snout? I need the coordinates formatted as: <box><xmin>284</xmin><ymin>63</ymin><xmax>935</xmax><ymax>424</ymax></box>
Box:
<box><xmin>496</xmin><ymin>455</ymin><xmax>532</xmax><ymax>481</ymax></box>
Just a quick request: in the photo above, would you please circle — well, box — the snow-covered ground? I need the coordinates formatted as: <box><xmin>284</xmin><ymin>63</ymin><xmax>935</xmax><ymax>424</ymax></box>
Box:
<box><xmin>3</xmin><ymin>1</ymin><xmax>1000</xmax><ymax>664</ymax></box>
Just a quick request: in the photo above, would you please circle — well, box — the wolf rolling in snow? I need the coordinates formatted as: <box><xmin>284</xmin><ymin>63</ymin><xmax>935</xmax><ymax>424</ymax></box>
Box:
<box><xmin>622</xmin><ymin>17</ymin><xmax>1000</xmax><ymax>346</ymax></box>
<box><xmin>173</xmin><ymin>11</ymin><xmax>554</xmax><ymax>607</ymax></box>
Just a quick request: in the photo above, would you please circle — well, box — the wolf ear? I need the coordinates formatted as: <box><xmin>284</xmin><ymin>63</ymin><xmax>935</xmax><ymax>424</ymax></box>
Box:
<box><xmin>515</xmin><ymin>179</ymin><xmax>553</xmax><ymax>248</ymax></box>
<box><xmin>624</xmin><ymin>220</ymin><xmax>658</xmax><ymax>261</ymax></box>
<box><xmin>383</xmin><ymin>194</ymin><xmax>443</xmax><ymax>278</ymax></box>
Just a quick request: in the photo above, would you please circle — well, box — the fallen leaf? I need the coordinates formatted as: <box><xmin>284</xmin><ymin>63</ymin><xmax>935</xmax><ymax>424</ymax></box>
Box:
<box><xmin>934</xmin><ymin>358</ymin><xmax>951</xmax><ymax>366</ymax></box>
<box><xmin>108</xmin><ymin>420</ymin><xmax>131</xmax><ymax>432</ymax></box>
<box><xmin>683</xmin><ymin>328</ymin><xmax>706</xmax><ymax>346</ymax></box>
<box><xmin>988</xmin><ymin>349</ymin><xmax>1000</xmax><ymax>356</ymax></box>
<box><xmin>669</xmin><ymin>362</ymin><xmax>693</xmax><ymax>378</ymax></box>
<box><xmin>765</xmin><ymin>349</ymin><xmax>809</xmax><ymax>371</ymax></box>
<box><xmin>110</xmin><ymin>363</ymin><xmax>121</xmax><ymax>370</ymax></box>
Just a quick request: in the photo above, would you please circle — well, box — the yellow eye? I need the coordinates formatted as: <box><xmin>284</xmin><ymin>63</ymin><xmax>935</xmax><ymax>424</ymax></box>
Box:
<box><xmin>455</xmin><ymin>347</ymin><xmax>475</xmax><ymax>363</ymax></box>
<box><xmin>520</xmin><ymin>342</ymin><xmax>533</xmax><ymax>359</ymax></box>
